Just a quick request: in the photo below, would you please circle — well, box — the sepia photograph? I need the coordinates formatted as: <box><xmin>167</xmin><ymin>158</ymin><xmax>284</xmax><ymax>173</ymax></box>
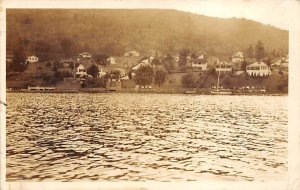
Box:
<box><xmin>1</xmin><ymin>0</ymin><xmax>300</xmax><ymax>190</ymax></box>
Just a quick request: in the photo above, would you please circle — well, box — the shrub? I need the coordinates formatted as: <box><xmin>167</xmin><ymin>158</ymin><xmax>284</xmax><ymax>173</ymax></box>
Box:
<box><xmin>181</xmin><ymin>73</ymin><xmax>195</xmax><ymax>88</ymax></box>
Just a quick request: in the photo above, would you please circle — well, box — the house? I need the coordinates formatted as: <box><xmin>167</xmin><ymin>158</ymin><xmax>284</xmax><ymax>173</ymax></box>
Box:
<box><xmin>192</xmin><ymin>62</ymin><xmax>207</xmax><ymax>70</ymax></box>
<box><xmin>191</xmin><ymin>56</ymin><xmax>207</xmax><ymax>70</ymax></box>
<box><xmin>131</xmin><ymin>57</ymin><xmax>150</xmax><ymax>71</ymax></box>
<box><xmin>26</xmin><ymin>55</ymin><xmax>39</xmax><ymax>64</ymax></box>
<box><xmin>77</xmin><ymin>52</ymin><xmax>92</xmax><ymax>61</ymax></box>
<box><xmin>147</xmin><ymin>49</ymin><xmax>159</xmax><ymax>57</ymax></box>
<box><xmin>6</xmin><ymin>51</ymin><xmax>13</xmax><ymax>63</ymax></box>
<box><xmin>231</xmin><ymin>52</ymin><xmax>244</xmax><ymax>63</ymax></box>
<box><xmin>97</xmin><ymin>65</ymin><xmax>127</xmax><ymax>79</ymax></box>
<box><xmin>79</xmin><ymin>52</ymin><xmax>92</xmax><ymax>58</ymax></box>
<box><xmin>112</xmin><ymin>56</ymin><xmax>142</xmax><ymax>71</ymax></box>
<box><xmin>107</xmin><ymin>57</ymin><xmax>116</xmax><ymax>65</ymax></box>
<box><xmin>246</xmin><ymin>61</ymin><xmax>271</xmax><ymax>76</ymax></box>
<box><xmin>60</xmin><ymin>59</ymin><xmax>74</xmax><ymax>68</ymax></box>
<box><xmin>124</xmin><ymin>50</ymin><xmax>140</xmax><ymax>57</ymax></box>
<box><xmin>216</xmin><ymin>61</ymin><xmax>232</xmax><ymax>72</ymax></box>
<box><xmin>280</xmin><ymin>56</ymin><xmax>289</xmax><ymax>68</ymax></box>
<box><xmin>76</xmin><ymin>64</ymin><xmax>87</xmax><ymax>77</ymax></box>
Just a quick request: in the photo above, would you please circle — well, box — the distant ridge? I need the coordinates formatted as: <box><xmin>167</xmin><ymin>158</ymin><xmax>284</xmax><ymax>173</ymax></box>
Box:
<box><xmin>7</xmin><ymin>9</ymin><xmax>288</xmax><ymax>59</ymax></box>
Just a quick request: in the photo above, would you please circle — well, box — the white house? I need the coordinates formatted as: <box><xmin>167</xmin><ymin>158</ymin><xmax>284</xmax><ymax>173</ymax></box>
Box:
<box><xmin>246</xmin><ymin>62</ymin><xmax>271</xmax><ymax>76</ymax></box>
<box><xmin>192</xmin><ymin>62</ymin><xmax>207</xmax><ymax>70</ymax></box>
<box><xmin>124</xmin><ymin>50</ymin><xmax>140</xmax><ymax>57</ymax></box>
<box><xmin>107</xmin><ymin>57</ymin><xmax>116</xmax><ymax>65</ymax></box>
<box><xmin>231</xmin><ymin>52</ymin><xmax>244</xmax><ymax>63</ymax></box>
<box><xmin>191</xmin><ymin>55</ymin><xmax>207</xmax><ymax>70</ymax></box>
<box><xmin>26</xmin><ymin>55</ymin><xmax>39</xmax><ymax>63</ymax></box>
<box><xmin>76</xmin><ymin>64</ymin><xmax>87</xmax><ymax>77</ymax></box>
<box><xmin>79</xmin><ymin>52</ymin><xmax>92</xmax><ymax>58</ymax></box>
<box><xmin>216</xmin><ymin>61</ymin><xmax>232</xmax><ymax>72</ymax></box>
<box><xmin>131</xmin><ymin>58</ymin><xmax>150</xmax><ymax>71</ymax></box>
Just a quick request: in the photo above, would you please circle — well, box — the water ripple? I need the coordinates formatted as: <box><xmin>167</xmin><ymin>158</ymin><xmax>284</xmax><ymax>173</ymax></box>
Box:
<box><xmin>6</xmin><ymin>93</ymin><xmax>287</xmax><ymax>181</ymax></box>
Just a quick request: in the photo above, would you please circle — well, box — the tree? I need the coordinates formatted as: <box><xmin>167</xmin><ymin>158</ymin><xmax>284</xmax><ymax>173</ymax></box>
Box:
<box><xmin>60</xmin><ymin>38</ymin><xmax>75</xmax><ymax>58</ymax></box>
<box><xmin>87</xmin><ymin>64</ymin><xmax>99</xmax><ymax>78</ymax></box>
<box><xmin>245</xmin><ymin>45</ymin><xmax>254</xmax><ymax>58</ymax></box>
<box><xmin>265</xmin><ymin>57</ymin><xmax>272</xmax><ymax>66</ymax></box>
<box><xmin>11</xmin><ymin>46</ymin><xmax>27</xmax><ymax>72</ymax></box>
<box><xmin>134</xmin><ymin>65</ymin><xmax>154</xmax><ymax>87</ymax></box>
<box><xmin>181</xmin><ymin>73</ymin><xmax>195</xmax><ymax>88</ymax></box>
<box><xmin>178</xmin><ymin>49</ymin><xmax>189</xmax><ymax>67</ymax></box>
<box><xmin>34</xmin><ymin>40</ymin><xmax>51</xmax><ymax>61</ymax></box>
<box><xmin>110</xmin><ymin>69</ymin><xmax>121</xmax><ymax>79</ymax></box>
<box><xmin>152</xmin><ymin>58</ymin><xmax>161</xmax><ymax>66</ymax></box>
<box><xmin>154</xmin><ymin>67</ymin><xmax>167</xmax><ymax>87</ymax></box>
<box><xmin>162</xmin><ymin>53</ymin><xmax>174</xmax><ymax>72</ymax></box>
<box><xmin>94</xmin><ymin>54</ymin><xmax>109</xmax><ymax>66</ymax></box>
<box><xmin>241</xmin><ymin>61</ymin><xmax>247</xmax><ymax>71</ymax></box>
<box><xmin>255</xmin><ymin>40</ymin><xmax>265</xmax><ymax>61</ymax></box>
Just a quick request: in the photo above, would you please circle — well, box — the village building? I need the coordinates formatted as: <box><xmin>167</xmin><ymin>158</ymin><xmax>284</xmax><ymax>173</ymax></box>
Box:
<box><xmin>77</xmin><ymin>52</ymin><xmax>92</xmax><ymax>61</ymax></box>
<box><xmin>131</xmin><ymin>57</ymin><xmax>150</xmax><ymax>71</ymax></box>
<box><xmin>246</xmin><ymin>61</ymin><xmax>271</xmax><ymax>76</ymax></box>
<box><xmin>147</xmin><ymin>49</ymin><xmax>159</xmax><ymax>57</ymax></box>
<box><xmin>124</xmin><ymin>50</ymin><xmax>140</xmax><ymax>57</ymax></box>
<box><xmin>191</xmin><ymin>55</ymin><xmax>207</xmax><ymax>70</ymax></box>
<box><xmin>192</xmin><ymin>62</ymin><xmax>207</xmax><ymax>70</ymax></box>
<box><xmin>60</xmin><ymin>59</ymin><xmax>74</xmax><ymax>68</ymax></box>
<box><xmin>280</xmin><ymin>56</ymin><xmax>289</xmax><ymax>68</ymax></box>
<box><xmin>231</xmin><ymin>52</ymin><xmax>244</xmax><ymax>63</ymax></box>
<box><xmin>26</xmin><ymin>55</ymin><xmax>39</xmax><ymax>64</ymax></box>
<box><xmin>76</xmin><ymin>64</ymin><xmax>87</xmax><ymax>77</ymax></box>
<box><xmin>216</xmin><ymin>61</ymin><xmax>232</xmax><ymax>72</ymax></box>
<box><xmin>111</xmin><ymin>56</ymin><xmax>142</xmax><ymax>70</ymax></box>
<box><xmin>6</xmin><ymin>51</ymin><xmax>13</xmax><ymax>63</ymax></box>
<box><xmin>270</xmin><ymin>56</ymin><xmax>288</xmax><ymax>70</ymax></box>
<box><xmin>107</xmin><ymin>57</ymin><xmax>116</xmax><ymax>65</ymax></box>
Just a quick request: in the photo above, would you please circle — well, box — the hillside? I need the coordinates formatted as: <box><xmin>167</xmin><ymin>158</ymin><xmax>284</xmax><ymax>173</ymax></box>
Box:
<box><xmin>7</xmin><ymin>9</ymin><xmax>288</xmax><ymax>60</ymax></box>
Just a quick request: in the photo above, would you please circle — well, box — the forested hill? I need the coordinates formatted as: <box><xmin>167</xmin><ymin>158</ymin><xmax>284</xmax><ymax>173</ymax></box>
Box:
<box><xmin>7</xmin><ymin>9</ymin><xmax>288</xmax><ymax>60</ymax></box>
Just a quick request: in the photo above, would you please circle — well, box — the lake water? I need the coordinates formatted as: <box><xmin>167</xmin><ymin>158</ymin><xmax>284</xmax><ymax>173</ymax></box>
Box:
<box><xmin>6</xmin><ymin>93</ymin><xmax>288</xmax><ymax>181</ymax></box>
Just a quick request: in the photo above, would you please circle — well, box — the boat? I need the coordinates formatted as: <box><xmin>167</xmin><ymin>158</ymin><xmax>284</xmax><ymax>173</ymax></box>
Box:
<box><xmin>210</xmin><ymin>71</ymin><xmax>232</xmax><ymax>95</ymax></box>
<box><xmin>185</xmin><ymin>89</ymin><xmax>196</xmax><ymax>94</ymax></box>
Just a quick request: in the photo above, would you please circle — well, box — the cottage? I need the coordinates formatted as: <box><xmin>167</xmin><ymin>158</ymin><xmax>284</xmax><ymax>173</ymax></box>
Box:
<box><xmin>231</xmin><ymin>52</ymin><xmax>244</xmax><ymax>63</ymax></box>
<box><xmin>216</xmin><ymin>61</ymin><xmax>232</xmax><ymax>72</ymax></box>
<box><xmin>124</xmin><ymin>50</ymin><xmax>140</xmax><ymax>57</ymax></box>
<box><xmin>77</xmin><ymin>52</ymin><xmax>92</xmax><ymax>61</ymax></box>
<box><xmin>281</xmin><ymin>56</ymin><xmax>289</xmax><ymax>68</ymax></box>
<box><xmin>79</xmin><ymin>52</ymin><xmax>92</xmax><ymax>58</ymax></box>
<box><xmin>107</xmin><ymin>57</ymin><xmax>116</xmax><ymax>65</ymax></box>
<box><xmin>76</xmin><ymin>64</ymin><xmax>87</xmax><ymax>77</ymax></box>
<box><xmin>6</xmin><ymin>51</ymin><xmax>13</xmax><ymax>63</ymax></box>
<box><xmin>246</xmin><ymin>62</ymin><xmax>271</xmax><ymax>76</ymax></box>
<box><xmin>60</xmin><ymin>59</ymin><xmax>74</xmax><ymax>68</ymax></box>
<box><xmin>131</xmin><ymin>57</ymin><xmax>150</xmax><ymax>71</ymax></box>
<box><xmin>191</xmin><ymin>56</ymin><xmax>207</xmax><ymax>70</ymax></box>
<box><xmin>26</xmin><ymin>55</ymin><xmax>39</xmax><ymax>64</ymax></box>
<box><xmin>147</xmin><ymin>50</ymin><xmax>159</xmax><ymax>57</ymax></box>
<box><xmin>192</xmin><ymin>62</ymin><xmax>207</xmax><ymax>70</ymax></box>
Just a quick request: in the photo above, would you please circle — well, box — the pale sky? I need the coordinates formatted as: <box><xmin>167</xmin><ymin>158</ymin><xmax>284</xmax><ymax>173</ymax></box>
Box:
<box><xmin>3</xmin><ymin>0</ymin><xmax>300</xmax><ymax>30</ymax></box>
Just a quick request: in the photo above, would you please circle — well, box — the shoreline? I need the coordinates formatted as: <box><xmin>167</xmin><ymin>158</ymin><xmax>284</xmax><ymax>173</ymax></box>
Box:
<box><xmin>6</xmin><ymin>89</ymin><xmax>288</xmax><ymax>96</ymax></box>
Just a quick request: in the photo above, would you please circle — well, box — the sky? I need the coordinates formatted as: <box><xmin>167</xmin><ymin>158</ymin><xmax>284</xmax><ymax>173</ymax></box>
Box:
<box><xmin>3</xmin><ymin>0</ymin><xmax>300</xmax><ymax>30</ymax></box>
